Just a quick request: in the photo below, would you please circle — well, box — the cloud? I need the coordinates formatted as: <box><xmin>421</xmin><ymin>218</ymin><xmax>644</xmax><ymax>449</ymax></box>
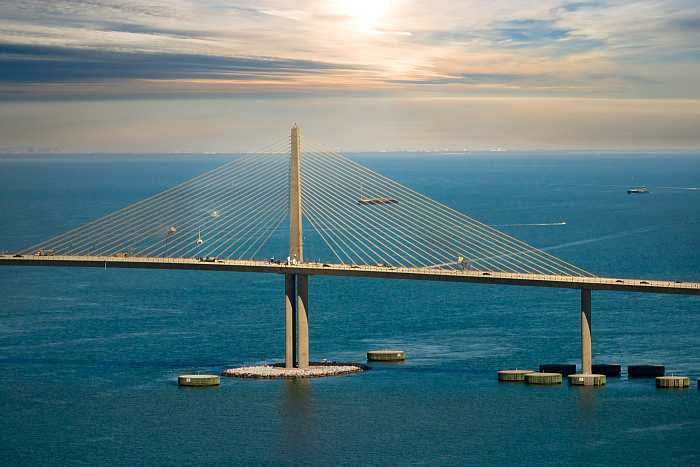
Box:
<box><xmin>496</xmin><ymin>19</ymin><xmax>570</xmax><ymax>43</ymax></box>
<box><xmin>559</xmin><ymin>2</ymin><xmax>603</xmax><ymax>13</ymax></box>
<box><xmin>97</xmin><ymin>22</ymin><xmax>210</xmax><ymax>40</ymax></box>
<box><xmin>0</xmin><ymin>0</ymin><xmax>698</xmax><ymax>99</ymax></box>
<box><xmin>0</xmin><ymin>43</ymin><xmax>356</xmax><ymax>83</ymax></box>
<box><xmin>429</xmin><ymin>18</ymin><xmax>605</xmax><ymax>57</ymax></box>
<box><xmin>258</xmin><ymin>9</ymin><xmax>310</xmax><ymax>21</ymax></box>
<box><xmin>670</xmin><ymin>16</ymin><xmax>700</xmax><ymax>32</ymax></box>
<box><xmin>388</xmin><ymin>73</ymin><xmax>535</xmax><ymax>86</ymax></box>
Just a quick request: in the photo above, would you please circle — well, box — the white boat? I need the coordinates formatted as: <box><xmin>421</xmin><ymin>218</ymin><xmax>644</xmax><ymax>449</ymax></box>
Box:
<box><xmin>627</xmin><ymin>186</ymin><xmax>649</xmax><ymax>194</ymax></box>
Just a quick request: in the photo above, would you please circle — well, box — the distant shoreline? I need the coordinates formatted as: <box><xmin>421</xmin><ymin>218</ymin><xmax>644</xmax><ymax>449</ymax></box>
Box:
<box><xmin>1</xmin><ymin>150</ymin><xmax>700</xmax><ymax>157</ymax></box>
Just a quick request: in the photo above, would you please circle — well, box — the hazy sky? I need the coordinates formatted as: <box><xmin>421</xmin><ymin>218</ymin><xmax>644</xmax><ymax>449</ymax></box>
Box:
<box><xmin>1</xmin><ymin>0</ymin><xmax>699</xmax><ymax>151</ymax></box>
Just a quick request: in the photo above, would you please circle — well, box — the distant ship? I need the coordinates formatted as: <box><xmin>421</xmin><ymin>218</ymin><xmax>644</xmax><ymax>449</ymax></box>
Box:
<box><xmin>357</xmin><ymin>184</ymin><xmax>398</xmax><ymax>205</ymax></box>
<box><xmin>358</xmin><ymin>197</ymin><xmax>398</xmax><ymax>205</ymax></box>
<box><xmin>627</xmin><ymin>186</ymin><xmax>649</xmax><ymax>194</ymax></box>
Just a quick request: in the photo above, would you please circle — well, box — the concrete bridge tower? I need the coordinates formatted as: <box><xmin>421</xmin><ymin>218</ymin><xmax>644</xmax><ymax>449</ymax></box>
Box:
<box><xmin>285</xmin><ymin>124</ymin><xmax>309</xmax><ymax>368</ymax></box>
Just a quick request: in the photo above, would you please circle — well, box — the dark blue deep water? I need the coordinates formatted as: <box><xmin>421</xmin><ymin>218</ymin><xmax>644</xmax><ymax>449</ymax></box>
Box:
<box><xmin>1</xmin><ymin>152</ymin><xmax>699</xmax><ymax>466</ymax></box>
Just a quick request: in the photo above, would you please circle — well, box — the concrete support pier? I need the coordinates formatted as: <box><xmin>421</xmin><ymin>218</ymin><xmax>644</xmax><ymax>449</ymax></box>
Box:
<box><xmin>297</xmin><ymin>274</ymin><xmax>309</xmax><ymax>368</ymax></box>
<box><xmin>284</xmin><ymin>274</ymin><xmax>296</xmax><ymax>369</ymax></box>
<box><xmin>569</xmin><ymin>288</ymin><xmax>606</xmax><ymax>386</ymax></box>
<box><xmin>581</xmin><ymin>288</ymin><xmax>592</xmax><ymax>374</ymax></box>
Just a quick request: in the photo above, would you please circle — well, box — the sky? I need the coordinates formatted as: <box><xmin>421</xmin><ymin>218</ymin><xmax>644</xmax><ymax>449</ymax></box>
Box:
<box><xmin>0</xmin><ymin>0</ymin><xmax>699</xmax><ymax>152</ymax></box>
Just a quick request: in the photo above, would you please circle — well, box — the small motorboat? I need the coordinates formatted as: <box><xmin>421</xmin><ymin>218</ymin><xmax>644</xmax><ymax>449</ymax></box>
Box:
<box><xmin>627</xmin><ymin>186</ymin><xmax>649</xmax><ymax>194</ymax></box>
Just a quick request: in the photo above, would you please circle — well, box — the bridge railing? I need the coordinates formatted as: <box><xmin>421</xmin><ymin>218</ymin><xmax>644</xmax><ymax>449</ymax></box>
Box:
<box><xmin>7</xmin><ymin>254</ymin><xmax>699</xmax><ymax>291</ymax></box>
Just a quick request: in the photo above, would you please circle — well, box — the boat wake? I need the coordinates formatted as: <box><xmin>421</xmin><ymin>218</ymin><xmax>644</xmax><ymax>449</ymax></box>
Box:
<box><xmin>657</xmin><ymin>186</ymin><xmax>700</xmax><ymax>191</ymax></box>
<box><xmin>542</xmin><ymin>226</ymin><xmax>660</xmax><ymax>252</ymax></box>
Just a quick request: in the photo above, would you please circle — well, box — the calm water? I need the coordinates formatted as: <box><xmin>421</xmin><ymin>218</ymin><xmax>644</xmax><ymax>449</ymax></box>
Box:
<box><xmin>1</xmin><ymin>152</ymin><xmax>699</xmax><ymax>466</ymax></box>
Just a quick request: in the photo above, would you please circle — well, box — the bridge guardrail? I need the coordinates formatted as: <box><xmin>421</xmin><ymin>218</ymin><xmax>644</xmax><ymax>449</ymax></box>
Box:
<box><xmin>5</xmin><ymin>254</ymin><xmax>699</xmax><ymax>292</ymax></box>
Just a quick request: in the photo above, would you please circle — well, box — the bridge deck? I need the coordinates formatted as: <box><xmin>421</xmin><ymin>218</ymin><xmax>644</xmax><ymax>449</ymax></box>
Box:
<box><xmin>2</xmin><ymin>255</ymin><xmax>698</xmax><ymax>296</ymax></box>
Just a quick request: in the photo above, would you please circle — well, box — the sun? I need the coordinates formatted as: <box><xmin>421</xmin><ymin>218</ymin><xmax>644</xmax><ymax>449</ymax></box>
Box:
<box><xmin>333</xmin><ymin>0</ymin><xmax>393</xmax><ymax>32</ymax></box>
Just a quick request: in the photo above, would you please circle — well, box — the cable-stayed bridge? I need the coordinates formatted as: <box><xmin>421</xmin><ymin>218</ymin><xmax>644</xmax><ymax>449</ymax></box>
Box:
<box><xmin>2</xmin><ymin>126</ymin><xmax>698</xmax><ymax>374</ymax></box>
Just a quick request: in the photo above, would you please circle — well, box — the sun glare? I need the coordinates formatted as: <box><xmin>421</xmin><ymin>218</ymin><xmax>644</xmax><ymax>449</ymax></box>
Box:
<box><xmin>334</xmin><ymin>0</ymin><xmax>393</xmax><ymax>32</ymax></box>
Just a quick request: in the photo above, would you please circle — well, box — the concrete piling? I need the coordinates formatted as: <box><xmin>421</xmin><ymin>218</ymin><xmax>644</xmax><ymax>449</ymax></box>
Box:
<box><xmin>656</xmin><ymin>376</ymin><xmax>690</xmax><ymax>388</ymax></box>
<box><xmin>568</xmin><ymin>374</ymin><xmax>606</xmax><ymax>386</ymax></box>
<box><xmin>497</xmin><ymin>370</ymin><xmax>533</xmax><ymax>382</ymax></box>
<box><xmin>367</xmin><ymin>350</ymin><xmax>405</xmax><ymax>362</ymax></box>
<box><xmin>178</xmin><ymin>374</ymin><xmax>220</xmax><ymax>387</ymax></box>
<box><xmin>525</xmin><ymin>372</ymin><xmax>562</xmax><ymax>385</ymax></box>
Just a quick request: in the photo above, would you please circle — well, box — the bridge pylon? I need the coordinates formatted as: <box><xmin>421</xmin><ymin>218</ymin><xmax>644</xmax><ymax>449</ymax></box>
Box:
<box><xmin>285</xmin><ymin>124</ymin><xmax>309</xmax><ymax>369</ymax></box>
<box><xmin>581</xmin><ymin>288</ymin><xmax>592</xmax><ymax>374</ymax></box>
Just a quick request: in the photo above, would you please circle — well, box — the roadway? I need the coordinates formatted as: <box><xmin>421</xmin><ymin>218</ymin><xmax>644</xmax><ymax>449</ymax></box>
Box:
<box><xmin>1</xmin><ymin>255</ymin><xmax>699</xmax><ymax>296</ymax></box>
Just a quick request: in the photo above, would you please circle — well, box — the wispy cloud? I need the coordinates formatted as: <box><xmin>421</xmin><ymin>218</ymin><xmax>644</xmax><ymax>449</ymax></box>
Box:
<box><xmin>496</xmin><ymin>19</ymin><xmax>570</xmax><ymax>44</ymax></box>
<box><xmin>559</xmin><ymin>2</ymin><xmax>603</xmax><ymax>13</ymax></box>
<box><xmin>96</xmin><ymin>22</ymin><xmax>210</xmax><ymax>40</ymax></box>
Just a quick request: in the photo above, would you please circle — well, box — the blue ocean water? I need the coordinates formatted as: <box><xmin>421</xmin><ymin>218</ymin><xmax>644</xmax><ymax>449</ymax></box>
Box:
<box><xmin>0</xmin><ymin>152</ymin><xmax>699</xmax><ymax>466</ymax></box>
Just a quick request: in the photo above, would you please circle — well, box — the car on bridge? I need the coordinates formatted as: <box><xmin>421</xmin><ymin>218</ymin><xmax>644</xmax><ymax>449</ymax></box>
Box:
<box><xmin>34</xmin><ymin>249</ymin><xmax>55</xmax><ymax>256</ymax></box>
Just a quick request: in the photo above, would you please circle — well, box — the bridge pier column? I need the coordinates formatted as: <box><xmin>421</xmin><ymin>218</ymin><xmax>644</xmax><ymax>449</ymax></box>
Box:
<box><xmin>581</xmin><ymin>288</ymin><xmax>592</xmax><ymax>375</ymax></box>
<box><xmin>297</xmin><ymin>274</ymin><xmax>309</xmax><ymax>369</ymax></box>
<box><xmin>284</xmin><ymin>274</ymin><xmax>296</xmax><ymax>369</ymax></box>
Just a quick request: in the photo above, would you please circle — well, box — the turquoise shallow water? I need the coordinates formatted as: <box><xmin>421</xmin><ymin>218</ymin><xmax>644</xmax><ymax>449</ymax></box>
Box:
<box><xmin>0</xmin><ymin>152</ymin><xmax>699</xmax><ymax>466</ymax></box>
